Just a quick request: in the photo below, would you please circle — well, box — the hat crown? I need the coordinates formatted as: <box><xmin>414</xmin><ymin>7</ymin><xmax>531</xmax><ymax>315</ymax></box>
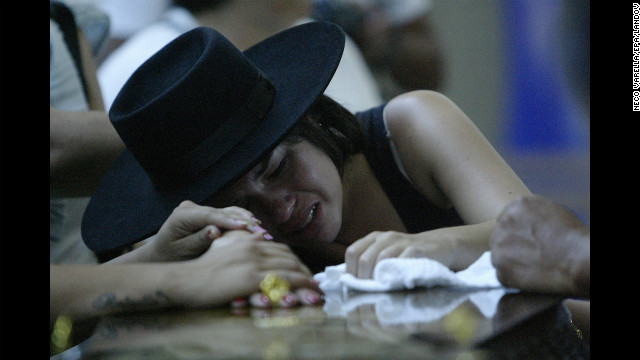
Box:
<box><xmin>109</xmin><ymin>27</ymin><xmax>274</xmax><ymax>190</ymax></box>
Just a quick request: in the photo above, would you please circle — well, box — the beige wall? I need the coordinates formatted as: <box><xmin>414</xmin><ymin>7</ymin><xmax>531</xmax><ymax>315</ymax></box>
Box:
<box><xmin>430</xmin><ymin>0</ymin><xmax>505</xmax><ymax>145</ymax></box>
<box><xmin>429</xmin><ymin>0</ymin><xmax>590</xmax><ymax>224</ymax></box>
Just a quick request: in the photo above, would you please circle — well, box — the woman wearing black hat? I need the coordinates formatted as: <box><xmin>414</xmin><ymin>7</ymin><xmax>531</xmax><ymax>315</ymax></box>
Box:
<box><xmin>53</xmin><ymin>20</ymin><xmax>339</xmax><ymax>328</ymax></box>
<box><xmin>81</xmin><ymin>21</ymin><xmax>531</xmax><ymax>292</ymax></box>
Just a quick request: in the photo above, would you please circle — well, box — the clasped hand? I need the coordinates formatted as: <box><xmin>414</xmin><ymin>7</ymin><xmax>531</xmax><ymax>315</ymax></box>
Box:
<box><xmin>123</xmin><ymin>201</ymin><xmax>323</xmax><ymax>308</ymax></box>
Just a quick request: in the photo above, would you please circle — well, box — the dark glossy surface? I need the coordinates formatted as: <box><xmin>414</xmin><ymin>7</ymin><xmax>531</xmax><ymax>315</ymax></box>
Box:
<box><xmin>53</xmin><ymin>288</ymin><xmax>589</xmax><ymax>359</ymax></box>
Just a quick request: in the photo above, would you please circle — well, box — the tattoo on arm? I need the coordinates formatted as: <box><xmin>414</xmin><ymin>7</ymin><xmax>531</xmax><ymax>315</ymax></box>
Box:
<box><xmin>92</xmin><ymin>290</ymin><xmax>172</xmax><ymax>313</ymax></box>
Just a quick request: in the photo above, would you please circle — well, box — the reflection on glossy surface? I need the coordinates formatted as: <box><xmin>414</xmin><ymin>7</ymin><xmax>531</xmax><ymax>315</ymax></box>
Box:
<box><xmin>476</xmin><ymin>293</ymin><xmax>589</xmax><ymax>359</ymax></box>
<box><xmin>323</xmin><ymin>287</ymin><xmax>510</xmax><ymax>347</ymax></box>
<box><xmin>56</xmin><ymin>289</ymin><xmax>588</xmax><ymax>359</ymax></box>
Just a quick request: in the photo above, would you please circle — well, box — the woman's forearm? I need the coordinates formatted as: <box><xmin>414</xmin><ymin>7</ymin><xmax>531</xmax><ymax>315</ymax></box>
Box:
<box><xmin>345</xmin><ymin>219</ymin><xmax>495</xmax><ymax>278</ymax></box>
<box><xmin>50</xmin><ymin>264</ymin><xmax>176</xmax><ymax>324</ymax></box>
<box><xmin>105</xmin><ymin>240</ymin><xmax>153</xmax><ymax>264</ymax></box>
<box><xmin>50</xmin><ymin>107</ymin><xmax>125</xmax><ymax>197</ymax></box>
<box><xmin>436</xmin><ymin>219</ymin><xmax>494</xmax><ymax>271</ymax></box>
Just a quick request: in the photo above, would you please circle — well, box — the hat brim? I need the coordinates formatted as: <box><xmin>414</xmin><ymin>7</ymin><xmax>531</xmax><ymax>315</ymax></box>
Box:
<box><xmin>82</xmin><ymin>21</ymin><xmax>345</xmax><ymax>253</ymax></box>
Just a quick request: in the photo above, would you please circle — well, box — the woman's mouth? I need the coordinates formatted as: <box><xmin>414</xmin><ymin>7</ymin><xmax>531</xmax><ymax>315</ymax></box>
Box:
<box><xmin>286</xmin><ymin>203</ymin><xmax>322</xmax><ymax>242</ymax></box>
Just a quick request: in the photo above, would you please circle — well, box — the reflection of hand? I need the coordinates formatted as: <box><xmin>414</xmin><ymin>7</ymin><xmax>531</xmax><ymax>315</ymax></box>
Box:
<box><xmin>88</xmin><ymin>306</ymin><xmax>328</xmax><ymax>358</ymax></box>
<box><xmin>490</xmin><ymin>196</ymin><xmax>590</xmax><ymax>298</ymax></box>
<box><xmin>346</xmin><ymin>303</ymin><xmax>406</xmax><ymax>343</ymax></box>
<box><xmin>326</xmin><ymin>290</ymin><xmax>472</xmax><ymax>324</ymax></box>
<box><xmin>335</xmin><ymin>290</ymin><xmax>495</xmax><ymax>344</ymax></box>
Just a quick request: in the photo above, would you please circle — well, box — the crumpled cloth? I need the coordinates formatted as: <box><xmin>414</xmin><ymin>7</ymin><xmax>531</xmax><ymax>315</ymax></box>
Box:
<box><xmin>314</xmin><ymin>251</ymin><xmax>501</xmax><ymax>293</ymax></box>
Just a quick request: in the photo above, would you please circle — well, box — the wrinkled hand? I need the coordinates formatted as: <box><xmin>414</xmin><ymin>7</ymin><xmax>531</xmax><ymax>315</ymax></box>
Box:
<box><xmin>170</xmin><ymin>230</ymin><xmax>322</xmax><ymax>308</ymax></box>
<box><xmin>490</xmin><ymin>195</ymin><xmax>590</xmax><ymax>297</ymax></box>
<box><xmin>345</xmin><ymin>230</ymin><xmax>456</xmax><ymax>279</ymax></box>
<box><xmin>143</xmin><ymin>200</ymin><xmax>269</xmax><ymax>262</ymax></box>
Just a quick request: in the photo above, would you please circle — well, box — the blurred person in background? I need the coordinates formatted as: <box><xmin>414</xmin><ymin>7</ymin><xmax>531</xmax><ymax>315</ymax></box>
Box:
<box><xmin>97</xmin><ymin>0</ymin><xmax>383</xmax><ymax>113</ymax></box>
<box><xmin>313</xmin><ymin>0</ymin><xmax>446</xmax><ymax>100</ymax></box>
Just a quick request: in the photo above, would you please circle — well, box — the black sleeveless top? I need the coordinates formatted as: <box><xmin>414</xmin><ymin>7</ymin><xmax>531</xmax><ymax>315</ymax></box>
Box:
<box><xmin>356</xmin><ymin>104</ymin><xmax>465</xmax><ymax>233</ymax></box>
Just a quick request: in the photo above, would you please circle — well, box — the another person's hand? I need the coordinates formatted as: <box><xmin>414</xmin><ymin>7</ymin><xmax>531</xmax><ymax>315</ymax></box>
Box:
<box><xmin>490</xmin><ymin>195</ymin><xmax>590</xmax><ymax>298</ymax></box>
<box><xmin>51</xmin><ymin>229</ymin><xmax>322</xmax><ymax>322</ymax></box>
<box><xmin>170</xmin><ymin>230</ymin><xmax>322</xmax><ymax>308</ymax></box>
<box><xmin>109</xmin><ymin>200</ymin><xmax>270</xmax><ymax>263</ymax></box>
<box><xmin>145</xmin><ymin>200</ymin><xmax>271</xmax><ymax>261</ymax></box>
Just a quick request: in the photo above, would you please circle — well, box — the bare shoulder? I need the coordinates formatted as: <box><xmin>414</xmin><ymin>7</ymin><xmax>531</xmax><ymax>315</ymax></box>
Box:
<box><xmin>385</xmin><ymin>90</ymin><xmax>458</xmax><ymax>116</ymax></box>
<box><xmin>383</xmin><ymin>90</ymin><xmax>466</xmax><ymax>137</ymax></box>
<box><xmin>381</xmin><ymin>90</ymin><xmax>459</xmax><ymax>208</ymax></box>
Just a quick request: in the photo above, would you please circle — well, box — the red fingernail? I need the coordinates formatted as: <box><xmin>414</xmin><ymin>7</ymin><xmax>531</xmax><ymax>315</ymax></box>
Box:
<box><xmin>252</xmin><ymin>225</ymin><xmax>274</xmax><ymax>240</ymax></box>
<box><xmin>260</xmin><ymin>295</ymin><xmax>271</xmax><ymax>306</ymax></box>
<box><xmin>231</xmin><ymin>297</ymin><xmax>247</xmax><ymax>308</ymax></box>
<box><xmin>306</xmin><ymin>292</ymin><xmax>319</xmax><ymax>304</ymax></box>
<box><xmin>281</xmin><ymin>294</ymin><xmax>297</xmax><ymax>306</ymax></box>
<box><xmin>253</xmin><ymin>225</ymin><xmax>268</xmax><ymax>233</ymax></box>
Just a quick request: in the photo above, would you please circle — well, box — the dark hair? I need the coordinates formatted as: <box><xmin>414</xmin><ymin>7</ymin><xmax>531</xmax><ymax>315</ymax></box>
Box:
<box><xmin>284</xmin><ymin>95</ymin><xmax>367</xmax><ymax>176</ymax></box>
<box><xmin>206</xmin><ymin>95</ymin><xmax>367</xmax><ymax>203</ymax></box>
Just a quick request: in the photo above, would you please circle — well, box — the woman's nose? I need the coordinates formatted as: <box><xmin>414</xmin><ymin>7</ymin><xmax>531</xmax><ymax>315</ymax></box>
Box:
<box><xmin>255</xmin><ymin>191</ymin><xmax>295</xmax><ymax>225</ymax></box>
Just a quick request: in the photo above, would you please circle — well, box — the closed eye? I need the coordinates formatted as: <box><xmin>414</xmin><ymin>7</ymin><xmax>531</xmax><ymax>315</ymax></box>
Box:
<box><xmin>267</xmin><ymin>154</ymin><xmax>287</xmax><ymax>180</ymax></box>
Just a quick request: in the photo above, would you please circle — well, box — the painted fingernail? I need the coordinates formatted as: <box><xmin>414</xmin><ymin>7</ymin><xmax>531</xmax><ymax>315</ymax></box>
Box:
<box><xmin>253</xmin><ymin>225</ymin><xmax>268</xmax><ymax>233</ymax></box>
<box><xmin>260</xmin><ymin>295</ymin><xmax>271</xmax><ymax>306</ymax></box>
<box><xmin>251</xmin><ymin>225</ymin><xmax>274</xmax><ymax>240</ymax></box>
<box><xmin>251</xmin><ymin>216</ymin><xmax>262</xmax><ymax>224</ymax></box>
<box><xmin>232</xmin><ymin>219</ymin><xmax>248</xmax><ymax>227</ymax></box>
<box><xmin>231</xmin><ymin>297</ymin><xmax>248</xmax><ymax>308</ymax></box>
<box><xmin>305</xmin><ymin>292</ymin><xmax>320</xmax><ymax>304</ymax></box>
<box><xmin>280</xmin><ymin>293</ymin><xmax>298</xmax><ymax>307</ymax></box>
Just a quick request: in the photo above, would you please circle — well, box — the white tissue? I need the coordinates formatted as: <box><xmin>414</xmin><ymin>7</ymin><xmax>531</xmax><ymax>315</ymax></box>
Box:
<box><xmin>315</xmin><ymin>252</ymin><xmax>512</xmax><ymax>325</ymax></box>
<box><xmin>314</xmin><ymin>251</ymin><xmax>501</xmax><ymax>293</ymax></box>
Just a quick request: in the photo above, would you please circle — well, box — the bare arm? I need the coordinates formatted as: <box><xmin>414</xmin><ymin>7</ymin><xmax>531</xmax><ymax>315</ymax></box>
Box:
<box><xmin>77</xmin><ymin>29</ymin><xmax>105</xmax><ymax>111</ymax></box>
<box><xmin>386</xmin><ymin>90</ymin><xmax>531</xmax><ymax>267</ymax></box>
<box><xmin>51</xmin><ymin>262</ymin><xmax>175</xmax><ymax>324</ymax></box>
<box><xmin>51</xmin><ymin>231</ymin><xmax>319</xmax><ymax>324</ymax></box>
<box><xmin>50</xmin><ymin>29</ymin><xmax>124</xmax><ymax>197</ymax></box>
<box><xmin>106</xmin><ymin>201</ymin><xmax>267</xmax><ymax>264</ymax></box>
<box><xmin>50</xmin><ymin>107</ymin><xmax>125</xmax><ymax>197</ymax></box>
<box><xmin>52</xmin><ymin>202</ymin><xmax>321</xmax><ymax>324</ymax></box>
<box><xmin>385</xmin><ymin>90</ymin><xmax>531</xmax><ymax>224</ymax></box>
<box><xmin>346</xmin><ymin>90</ymin><xmax>531</xmax><ymax>277</ymax></box>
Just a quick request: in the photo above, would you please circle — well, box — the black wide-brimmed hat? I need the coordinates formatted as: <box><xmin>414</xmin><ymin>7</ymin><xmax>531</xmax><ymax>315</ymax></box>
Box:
<box><xmin>81</xmin><ymin>21</ymin><xmax>346</xmax><ymax>253</ymax></box>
